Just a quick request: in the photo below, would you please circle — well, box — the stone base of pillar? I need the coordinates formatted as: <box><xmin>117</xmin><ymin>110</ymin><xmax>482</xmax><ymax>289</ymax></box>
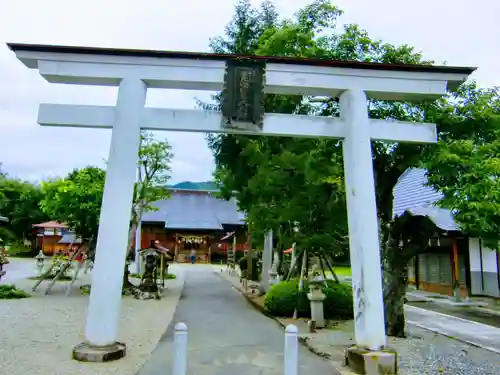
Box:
<box><xmin>72</xmin><ymin>342</ymin><xmax>126</xmax><ymax>362</ymax></box>
<box><xmin>345</xmin><ymin>345</ymin><xmax>397</xmax><ymax>374</ymax></box>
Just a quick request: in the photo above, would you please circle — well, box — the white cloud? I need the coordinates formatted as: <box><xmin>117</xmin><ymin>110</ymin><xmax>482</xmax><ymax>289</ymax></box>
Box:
<box><xmin>0</xmin><ymin>0</ymin><xmax>498</xmax><ymax>184</ymax></box>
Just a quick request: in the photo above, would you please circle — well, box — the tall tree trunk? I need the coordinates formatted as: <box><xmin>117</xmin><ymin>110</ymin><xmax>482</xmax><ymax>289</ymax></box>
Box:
<box><xmin>383</xmin><ymin>243</ymin><xmax>409</xmax><ymax>338</ymax></box>
<box><xmin>381</xmin><ymin>216</ymin><xmax>433</xmax><ymax>337</ymax></box>
<box><xmin>122</xmin><ymin>262</ymin><xmax>134</xmax><ymax>293</ymax></box>
<box><xmin>122</xmin><ymin>213</ymin><xmax>139</xmax><ymax>293</ymax></box>
<box><xmin>380</xmin><ymin>217</ymin><xmax>409</xmax><ymax>338</ymax></box>
<box><xmin>127</xmin><ymin>220</ymin><xmax>138</xmax><ymax>256</ymax></box>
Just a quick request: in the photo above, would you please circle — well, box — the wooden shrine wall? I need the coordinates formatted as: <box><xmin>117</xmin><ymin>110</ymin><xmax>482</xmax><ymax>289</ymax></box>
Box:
<box><xmin>136</xmin><ymin>223</ymin><xmax>249</xmax><ymax>263</ymax></box>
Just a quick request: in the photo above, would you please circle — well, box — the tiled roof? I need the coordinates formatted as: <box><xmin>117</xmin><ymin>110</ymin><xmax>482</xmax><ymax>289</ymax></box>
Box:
<box><xmin>142</xmin><ymin>190</ymin><xmax>245</xmax><ymax>230</ymax></box>
<box><xmin>393</xmin><ymin>168</ymin><xmax>460</xmax><ymax>231</ymax></box>
<box><xmin>58</xmin><ymin>232</ymin><xmax>82</xmax><ymax>244</ymax></box>
<box><xmin>33</xmin><ymin>221</ymin><xmax>68</xmax><ymax>229</ymax></box>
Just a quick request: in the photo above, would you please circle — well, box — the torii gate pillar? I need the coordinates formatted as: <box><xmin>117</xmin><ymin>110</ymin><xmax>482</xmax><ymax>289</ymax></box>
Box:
<box><xmin>341</xmin><ymin>89</ymin><xmax>385</xmax><ymax>348</ymax></box>
<box><xmin>73</xmin><ymin>78</ymin><xmax>147</xmax><ymax>360</ymax></box>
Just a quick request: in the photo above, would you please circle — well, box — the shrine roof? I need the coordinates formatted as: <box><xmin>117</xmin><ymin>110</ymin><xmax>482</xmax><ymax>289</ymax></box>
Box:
<box><xmin>32</xmin><ymin>221</ymin><xmax>68</xmax><ymax>229</ymax></box>
<box><xmin>142</xmin><ymin>189</ymin><xmax>245</xmax><ymax>230</ymax></box>
<box><xmin>393</xmin><ymin>168</ymin><xmax>460</xmax><ymax>232</ymax></box>
<box><xmin>7</xmin><ymin>43</ymin><xmax>476</xmax><ymax>75</ymax></box>
<box><xmin>58</xmin><ymin>232</ymin><xmax>82</xmax><ymax>244</ymax></box>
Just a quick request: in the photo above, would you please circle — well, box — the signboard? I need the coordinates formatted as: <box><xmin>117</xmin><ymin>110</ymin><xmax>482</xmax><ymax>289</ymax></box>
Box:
<box><xmin>221</xmin><ymin>58</ymin><xmax>266</xmax><ymax>131</ymax></box>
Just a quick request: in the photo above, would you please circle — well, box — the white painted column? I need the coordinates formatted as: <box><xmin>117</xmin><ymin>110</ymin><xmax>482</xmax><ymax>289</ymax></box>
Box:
<box><xmin>84</xmin><ymin>78</ymin><xmax>147</xmax><ymax>346</ymax></box>
<box><xmin>340</xmin><ymin>89</ymin><xmax>386</xmax><ymax>350</ymax></box>
<box><xmin>260</xmin><ymin>230</ymin><xmax>273</xmax><ymax>292</ymax></box>
<box><xmin>135</xmin><ymin>220</ymin><xmax>142</xmax><ymax>274</ymax></box>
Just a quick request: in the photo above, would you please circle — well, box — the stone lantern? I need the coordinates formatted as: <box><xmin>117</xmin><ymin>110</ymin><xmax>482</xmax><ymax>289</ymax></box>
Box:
<box><xmin>268</xmin><ymin>262</ymin><xmax>280</xmax><ymax>287</ymax></box>
<box><xmin>268</xmin><ymin>251</ymin><xmax>281</xmax><ymax>287</ymax></box>
<box><xmin>136</xmin><ymin>249</ymin><xmax>161</xmax><ymax>300</ymax></box>
<box><xmin>34</xmin><ymin>250</ymin><xmax>46</xmax><ymax>275</ymax></box>
<box><xmin>308</xmin><ymin>274</ymin><xmax>327</xmax><ymax>328</ymax></box>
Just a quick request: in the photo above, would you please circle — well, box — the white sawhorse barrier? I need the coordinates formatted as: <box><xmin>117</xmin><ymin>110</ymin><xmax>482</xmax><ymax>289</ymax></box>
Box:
<box><xmin>172</xmin><ymin>323</ymin><xmax>299</xmax><ymax>375</ymax></box>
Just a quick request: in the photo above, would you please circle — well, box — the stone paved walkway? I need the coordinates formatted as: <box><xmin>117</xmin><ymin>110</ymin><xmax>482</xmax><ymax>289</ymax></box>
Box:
<box><xmin>137</xmin><ymin>265</ymin><xmax>339</xmax><ymax>375</ymax></box>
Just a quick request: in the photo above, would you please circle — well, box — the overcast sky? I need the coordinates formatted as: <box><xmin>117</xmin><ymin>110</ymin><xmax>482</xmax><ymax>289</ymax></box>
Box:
<box><xmin>0</xmin><ymin>0</ymin><xmax>498</xmax><ymax>184</ymax></box>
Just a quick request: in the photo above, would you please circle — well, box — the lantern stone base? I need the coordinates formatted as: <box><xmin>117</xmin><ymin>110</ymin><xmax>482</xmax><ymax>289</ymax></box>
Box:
<box><xmin>345</xmin><ymin>345</ymin><xmax>397</xmax><ymax>374</ymax></box>
<box><xmin>72</xmin><ymin>342</ymin><xmax>126</xmax><ymax>362</ymax></box>
<box><xmin>135</xmin><ymin>290</ymin><xmax>161</xmax><ymax>300</ymax></box>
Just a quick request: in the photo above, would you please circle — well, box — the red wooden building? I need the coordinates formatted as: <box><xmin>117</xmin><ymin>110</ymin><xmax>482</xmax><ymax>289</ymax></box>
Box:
<box><xmin>32</xmin><ymin>221</ymin><xmax>85</xmax><ymax>255</ymax></box>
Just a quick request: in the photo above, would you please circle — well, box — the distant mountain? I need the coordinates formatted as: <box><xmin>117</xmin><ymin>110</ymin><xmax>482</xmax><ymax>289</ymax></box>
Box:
<box><xmin>171</xmin><ymin>181</ymin><xmax>218</xmax><ymax>191</ymax></box>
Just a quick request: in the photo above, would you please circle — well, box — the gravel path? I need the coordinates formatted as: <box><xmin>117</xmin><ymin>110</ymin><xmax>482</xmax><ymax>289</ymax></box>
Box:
<box><xmin>1</xmin><ymin>257</ymin><xmax>37</xmax><ymax>284</ymax></box>
<box><xmin>391</xmin><ymin>326</ymin><xmax>500</xmax><ymax>375</ymax></box>
<box><xmin>0</xmin><ymin>264</ymin><xmax>184</xmax><ymax>375</ymax></box>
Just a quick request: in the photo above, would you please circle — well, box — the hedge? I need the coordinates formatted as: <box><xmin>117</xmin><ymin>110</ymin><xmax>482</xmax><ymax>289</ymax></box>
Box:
<box><xmin>264</xmin><ymin>279</ymin><xmax>353</xmax><ymax>320</ymax></box>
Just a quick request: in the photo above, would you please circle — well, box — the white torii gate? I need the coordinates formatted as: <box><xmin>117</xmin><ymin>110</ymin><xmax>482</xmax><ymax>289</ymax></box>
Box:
<box><xmin>7</xmin><ymin>43</ymin><xmax>474</xmax><ymax>363</ymax></box>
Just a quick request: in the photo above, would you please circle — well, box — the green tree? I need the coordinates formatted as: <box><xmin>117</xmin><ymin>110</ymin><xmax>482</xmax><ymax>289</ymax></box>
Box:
<box><xmin>424</xmin><ymin>85</ymin><xmax>500</xmax><ymax>245</ymax></box>
<box><xmin>40</xmin><ymin>166</ymin><xmax>105</xmax><ymax>245</ymax></box>
<box><xmin>0</xmin><ymin>173</ymin><xmax>48</xmax><ymax>243</ymax></box>
<box><xmin>41</xmin><ymin>133</ymin><xmax>173</xmax><ymax>247</ymax></box>
<box><xmin>206</xmin><ymin>0</ymin><xmax>348</xmax><ymax>261</ymax></box>
<box><xmin>41</xmin><ymin>133</ymin><xmax>173</xmax><ymax>290</ymax></box>
<box><xmin>129</xmin><ymin>132</ymin><xmax>173</xmax><ymax>245</ymax></box>
<box><xmin>206</xmin><ymin>0</ymin><xmax>485</xmax><ymax>338</ymax></box>
<box><xmin>126</xmin><ymin>132</ymin><xmax>173</xmax><ymax>279</ymax></box>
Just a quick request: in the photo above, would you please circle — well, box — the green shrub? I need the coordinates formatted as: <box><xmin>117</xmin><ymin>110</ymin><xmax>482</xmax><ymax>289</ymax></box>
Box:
<box><xmin>264</xmin><ymin>279</ymin><xmax>354</xmax><ymax>320</ymax></box>
<box><xmin>80</xmin><ymin>284</ymin><xmax>91</xmax><ymax>295</ymax></box>
<box><xmin>238</xmin><ymin>256</ymin><xmax>260</xmax><ymax>281</ymax></box>
<box><xmin>0</xmin><ymin>284</ymin><xmax>31</xmax><ymax>299</ymax></box>
<box><xmin>4</xmin><ymin>242</ymin><xmax>36</xmax><ymax>258</ymax></box>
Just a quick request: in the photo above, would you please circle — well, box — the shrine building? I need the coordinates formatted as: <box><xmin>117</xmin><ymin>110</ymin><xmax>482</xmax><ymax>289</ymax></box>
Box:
<box><xmin>137</xmin><ymin>187</ymin><xmax>248</xmax><ymax>263</ymax></box>
<box><xmin>32</xmin><ymin>221</ymin><xmax>85</xmax><ymax>255</ymax></box>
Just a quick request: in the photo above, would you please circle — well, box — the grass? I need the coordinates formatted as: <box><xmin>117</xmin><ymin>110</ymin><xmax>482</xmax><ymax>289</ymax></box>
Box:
<box><xmin>325</xmin><ymin>266</ymin><xmax>352</xmax><ymax>277</ymax></box>
<box><xmin>3</xmin><ymin>243</ymin><xmax>36</xmax><ymax>258</ymax></box>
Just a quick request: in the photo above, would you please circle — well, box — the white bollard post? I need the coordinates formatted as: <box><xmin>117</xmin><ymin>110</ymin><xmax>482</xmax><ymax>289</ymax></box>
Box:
<box><xmin>284</xmin><ymin>324</ymin><xmax>299</xmax><ymax>375</ymax></box>
<box><xmin>173</xmin><ymin>322</ymin><xmax>188</xmax><ymax>375</ymax></box>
